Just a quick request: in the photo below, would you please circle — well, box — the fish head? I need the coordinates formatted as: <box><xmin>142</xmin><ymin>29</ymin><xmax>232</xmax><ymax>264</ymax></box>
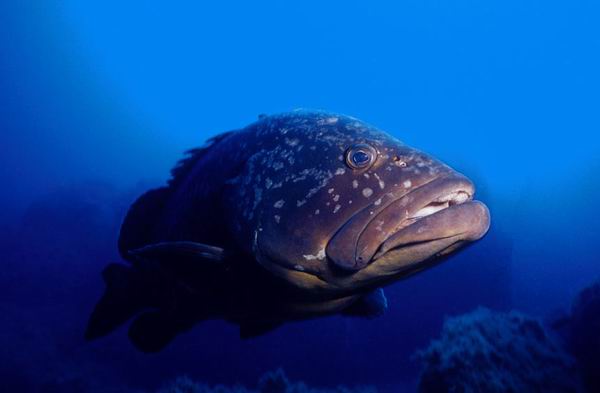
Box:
<box><xmin>232</xmin><ymin>112</ymin><xmax>490</xmax><ymax>294</ymax></box>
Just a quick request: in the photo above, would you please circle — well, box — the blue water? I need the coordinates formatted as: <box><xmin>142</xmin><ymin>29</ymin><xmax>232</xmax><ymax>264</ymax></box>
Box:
<box><xmin>1</xmin><ymin>1</ymin><xmax>599</xmax><ymax>392</ymax></box>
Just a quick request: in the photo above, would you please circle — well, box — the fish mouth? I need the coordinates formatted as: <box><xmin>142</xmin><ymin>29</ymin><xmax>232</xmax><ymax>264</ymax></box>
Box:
<box><xmin>371</xmin><ymin>198</ymin><xmax>489</xmax><ymax>262</ymax></box>
<box><xmin>327</xmin><ymin>174</ymin><xmax>490</xmax><ymax>272</ymax></box>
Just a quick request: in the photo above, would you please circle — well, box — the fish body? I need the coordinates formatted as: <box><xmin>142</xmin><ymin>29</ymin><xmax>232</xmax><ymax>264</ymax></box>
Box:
<box><xmin>87</xmin><ymin>110</ymin><xmax>490</xmax><ymax>351</ymax></box>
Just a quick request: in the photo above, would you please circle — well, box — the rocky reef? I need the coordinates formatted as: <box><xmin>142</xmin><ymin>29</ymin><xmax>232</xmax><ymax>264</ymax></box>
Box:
<box><xmin>415</xmin><ymin>308</ymin><xmax>581</xmax><ymax>393</ymax></box>
<box><xmin>558</xmin><ymin>279</ymin><xmax>600</xmax><ymax>393</ymax></box>
<box><xmin>157</xmin><ymin>368</ymin><xmax>377</xmax><ymax>393</ymax></box>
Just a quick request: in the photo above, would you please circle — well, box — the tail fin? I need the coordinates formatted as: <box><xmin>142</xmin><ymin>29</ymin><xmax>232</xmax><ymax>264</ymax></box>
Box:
<box><xmin>85</xmin><ymin>263</ymin><xmax>147</xmax><ymax>341</ymax></box>
<box><xmin>86</xmin><ymin>262</ymin><xmax>207</xmax><ymax>351</ymax></box>
<box><xmin>128</xmin><ymin>311</ymin><xmax>182</xmax><ymax>353</ymax></box>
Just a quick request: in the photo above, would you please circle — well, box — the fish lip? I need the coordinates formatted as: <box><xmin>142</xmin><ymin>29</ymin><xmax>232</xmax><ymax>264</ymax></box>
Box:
<box><xmin>371</xmin><ymin>200</ymin><xmax>490</xmax><ymax>261</ymax></box>
<box><xmin>326</xmin><ymin>172</ymin><xmax>472</xmax><ymax>271</ymax></box>
<box><xmin>355</xmin><ymin>174</ymin><xmax>484</xmax><ymax>266</ymax></box>
<box><xmin>325</xmin><ymin>173</ymin><xmax>445</xmax><ymax>271</ymax></box>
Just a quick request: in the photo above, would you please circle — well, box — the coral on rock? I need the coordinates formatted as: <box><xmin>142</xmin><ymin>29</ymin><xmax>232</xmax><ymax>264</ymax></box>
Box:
<box><xmin>563</xmin><ymin>279</ymin><xmax>600</xmax><ymax>393</ymax></box>
<box><xmin>157</xmin><ymin>368</ymin><xmax>377</xmax><ymax>393</ymax></box>
<box><xmin>415</xmin><ymin>308</ymin><xmax>581</xmax><ymax>393</ymax></box>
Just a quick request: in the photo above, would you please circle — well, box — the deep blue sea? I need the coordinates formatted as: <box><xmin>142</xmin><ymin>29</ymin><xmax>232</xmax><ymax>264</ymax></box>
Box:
<box><xmin>2</xmin><ymin>1</ymin><xmax>599</xmax><ymax>392</ymax></box>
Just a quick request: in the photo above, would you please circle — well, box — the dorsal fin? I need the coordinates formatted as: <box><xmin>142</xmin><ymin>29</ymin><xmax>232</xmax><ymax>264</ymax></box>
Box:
<box><xmin>168</xmin><ymin>131</ymin><xmax>234</xmax><ymax>188</ymax></box>
<box><xmin>118</xmin><ymin>131</ymin><xmax>234</xmax><ymax>258</ymax></box>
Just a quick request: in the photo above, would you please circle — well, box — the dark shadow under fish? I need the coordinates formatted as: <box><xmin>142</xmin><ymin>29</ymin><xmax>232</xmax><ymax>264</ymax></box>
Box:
<box><xmin>86</xmin><ymin>110</ymin><xmax>490</xmax><ymax>352</ymax></box>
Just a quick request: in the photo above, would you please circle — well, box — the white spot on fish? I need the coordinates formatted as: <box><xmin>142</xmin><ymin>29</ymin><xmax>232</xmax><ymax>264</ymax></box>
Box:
<box><xmin>403</xmin><ymin>180</ymin><xmax>412</xmax><ymax>189</ymax></box>
<box><xmin>252</xmin><ymin>187</ymin><xmax>263</xmax><ymax>212</ymax></box>
<box><xmin>274</xmin><ymin>215</ymin><xmax>281</xmax><ymax>223</ymax></box>
<box><xmin>306</xmin><ymin>187</ymin><xmax>319</xmax><ymax>199</ymax></box>
<box><xmin>303</xmin><ymin>248</ymin><xmax>326</xmax><ymax>261</ymax></box>
<box><xmin>335</xmin><ymin>168</ymin><xmax>346</xmax><ymax>175</ymax></box>
<box><xmin>374</xmin><ymin>198</ymin><xmax>382</xmax><ymax>206</ymax></box>
<box><xmin>373</xmin><ymin>173</ymin><xmax>385</xmax><ymax>189</ymax></box>
<box><xmin>252</xmin><ymin>230</ymin><xmax>259</xmax><ymax>252</ymax></box>
<box><xmin>265</xmin><ymin>178</ymin><xmax>273</xmax><ymax>189</ymax></box>
<box><xmin>274</xmin><ymin>200</ymin><xmax>285</xmax><ymax>208</ymax></box>
<box><xmin>352</xmin><ymin>180</ymin><xmax>359</xmax><ymax>189</ymax></box>
<box><xmin>294</xmin><ymin>264</ymin><xmax>305</xmax><ymax>272</ymax></box>
<box><xmin>333</xmin><ymin>194</ymin><xmax>340</xmax><ymax>202</ymax></box>
<box><xmin>314</xmin><ymin>209</ymin><xmax>320</xmax><ymax>215</ymax></box>
<box><xmin>362</xmin><ymin>188</ymin><xmax>373</xmax><ymax>198</ymax></box>
<box><xmin>297</xmin><ymin>199</ymin><xmax>307</xmax><ymax>207</ymax></box>
<box><xmin>328</xmin><ymin>188</ymin><xmax>334</xmax><ymax>194</ymax></box>
<box><xmin>285</xmin><ymin>138</ymin><xmax>300</xmax><ymax>146</ymax></box>
<box><xmin>363</xmin><ymin>173</ymin><xmax>370</xmax><ymax>179</ymax></box>
<box><xmin>333</xmin><ymin>204</ymin><xmax>341</xmax><ymax>213</ymax></box>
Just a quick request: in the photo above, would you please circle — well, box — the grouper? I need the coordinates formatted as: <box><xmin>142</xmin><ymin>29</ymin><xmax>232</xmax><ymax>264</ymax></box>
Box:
<box><xmin>86</xmin><ymin>110</ymin><xmax>490</xmax><ymax>352</ymax></box>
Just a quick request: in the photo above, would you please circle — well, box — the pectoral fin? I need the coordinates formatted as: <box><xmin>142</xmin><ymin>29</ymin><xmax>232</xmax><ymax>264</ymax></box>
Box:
<box><xmin>129</xmin><ymin>241</ymin><xmax>231</xmax><ymax>280</ymax></box>
<box><xmin>130</xmin><ymin>241</ymin><xmax>228</xmax><ymax>262</ymax></box>
<box><xmin>342</xmin><ymin>288</ymin><xmax>388</xmax><ymax>318</ymax></box>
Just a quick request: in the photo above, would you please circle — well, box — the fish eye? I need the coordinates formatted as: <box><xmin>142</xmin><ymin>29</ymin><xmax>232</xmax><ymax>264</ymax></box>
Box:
<box><xmin>345</xmin><ymin>144</ymin><xmax>377</xmax><ymax>170</ymax></box>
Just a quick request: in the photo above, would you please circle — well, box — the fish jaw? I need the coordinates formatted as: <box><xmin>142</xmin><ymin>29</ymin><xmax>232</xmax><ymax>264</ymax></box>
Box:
<box><xmin>326</xmin><ymin>173</ymin><xmax>490</xmax><ymax>273</ymax></box>
<box><xmin>260</xmin><ymin>197</ymin><xmax>490</xmax><ymax>296</ymax></box>
<box><xmin>374</xmin><ymin>199</ymin><xmax>489</xmax><ymax>256</ymax></box>
<box><xmin>371</xmin><ymin>200</ymin><xmax>490</xmax><ymax>266</ymax></box>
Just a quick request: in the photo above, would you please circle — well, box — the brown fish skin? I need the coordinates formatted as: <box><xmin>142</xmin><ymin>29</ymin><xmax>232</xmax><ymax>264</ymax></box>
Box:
<box><xmin>208</xmin><ymin>110</ymin><xmax>490</xmax><ymax>295</ymax></box>
<box><xmin>87</xmin><ymin>110</ymin><xmax>490</xmax><ymax>350</ymax></box>
<box><xmin>118</xmin><ymin>110</ymin><xmax>489</xmax><ymax>295</ymax></box>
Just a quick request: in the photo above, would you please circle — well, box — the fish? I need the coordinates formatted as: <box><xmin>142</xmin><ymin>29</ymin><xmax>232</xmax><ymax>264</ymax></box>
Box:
<box><xmin>85</xmin><ymin>110</ymin><xmax>490</xmax><ymax>352</ymax></box>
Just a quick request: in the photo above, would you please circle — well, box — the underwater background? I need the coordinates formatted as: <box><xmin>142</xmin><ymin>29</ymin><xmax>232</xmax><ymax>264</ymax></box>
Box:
<box><xmin>1</xmin><ymin>1</ymin><xmax>599</xmax><ymax>392</ymax></box>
